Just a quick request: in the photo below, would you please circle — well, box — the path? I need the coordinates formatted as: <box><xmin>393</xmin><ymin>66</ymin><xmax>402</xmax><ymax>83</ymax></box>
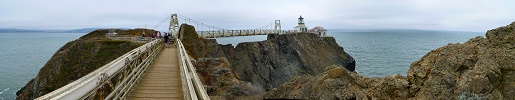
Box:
<box><xmin>128</xmin><ymin>46</ymin><xmax>183</xmax><ymax>100</ymax></box>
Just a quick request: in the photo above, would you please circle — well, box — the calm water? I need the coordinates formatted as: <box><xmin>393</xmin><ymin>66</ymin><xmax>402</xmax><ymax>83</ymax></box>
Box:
<box><xmin>216</xmin><ymin>29</ymin><xmax>484</xmax><ymax>77</ymax></box>
<box><xmin>0</xmin><ymin>30</ymin><xmax>483</xmax><ymax>99</ymax></box>
<box><xmin>0</xmin><ymin>33</ymin><xmax>85</xmax><ymax>100</ymax></box>
<box><xmin>328</xmin><ymin>29</ymin><xmax>483</xmax><ymax>77</ymax></box>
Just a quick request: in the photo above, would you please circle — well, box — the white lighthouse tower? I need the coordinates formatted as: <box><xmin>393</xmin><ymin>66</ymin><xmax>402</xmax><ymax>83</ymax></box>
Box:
<box><xmin>294</xmin><ymin>15</ymin><xmax>308</xmax><ymax>33</ymax></box>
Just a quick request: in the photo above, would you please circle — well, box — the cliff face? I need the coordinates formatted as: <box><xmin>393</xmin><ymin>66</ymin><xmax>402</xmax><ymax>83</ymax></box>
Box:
<box><xmin>16</xmin><ymin>29</ymin><xmax>148</xmax><ymax>100</ymax></box>
<box><xmin>407</xmin><ymin>22</ymin><xmax>515</xmax><ymax>99</ymax></box>
<box><xmin>178</xmin><ymin>24</ymin><xmax>226</xmax><ymax>60</ymax></box>
<box><xmin>177</xmin><ymin>24</ymin><xmax>356</xmax><ymax>98</ymax></box>
<box><xmin>193</xmin><ymin>58</ymin><xmax>263</xmax><ymax>99</ymax></box>
<box><xmin>265</xmin><ymin>22</ymin><xmax>515</xmax><ymax>99</ymax></box>
<box><xmin>226</xmin><ymin>33</ymin><xmax>355</xmax><ymax>91</ymax></box>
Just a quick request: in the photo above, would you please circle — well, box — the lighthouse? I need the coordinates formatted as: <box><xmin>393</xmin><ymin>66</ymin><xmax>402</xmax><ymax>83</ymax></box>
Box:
<box><xmin>294</xmin><ymin>15</ymin><xmax>308</xmax><ymax>33</ymax></box>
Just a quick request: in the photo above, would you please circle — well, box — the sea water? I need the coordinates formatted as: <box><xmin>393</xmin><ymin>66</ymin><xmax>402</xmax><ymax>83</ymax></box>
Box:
<box><xmin>0</xmin><ymin>30</ymin><xmax>483</xmax><ymax>99</ymax></box>
<box><xmin>328</xmin><ymin>29</ymin><xmax>483</xmax><ymax>77</ymax></box>
<box><xmin>216</xmin><ymin>29</ymin><xmax>484</xmax><ymax>77</ymax></box>
<box><xmin>0</xmin><ymin>33</ymin><xmax>85</xmax><ymax>100</ymax></box>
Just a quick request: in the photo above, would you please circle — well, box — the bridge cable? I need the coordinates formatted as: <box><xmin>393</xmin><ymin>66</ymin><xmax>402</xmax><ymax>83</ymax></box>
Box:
<box><xmin>152</xmin><ymin>15</ymin><xmax>170</xmax><ymax>29</ymax></box>
<box><xmin>174</xmin><ymin>14</ymin><xmax>285</xmax><ymax>37</ymax></box>
<box><xmin>176</xmin><ymin>14</ymin><xmax>229</xmax><ymax>31</ymax></box>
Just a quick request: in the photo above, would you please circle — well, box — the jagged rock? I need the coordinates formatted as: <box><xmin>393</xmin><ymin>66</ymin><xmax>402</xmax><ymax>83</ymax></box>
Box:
<box><xmin>227</xmin><ymin>33</ymin><xmax>356</xmax><ymax>91</ymax></box>
<box><xmin>263</xmin><ymin>65</ymin><xmax>366</xmax><ymax>99</ymax></box>
<box><xmin>220</xmin><ymin>44</ymin><xmax>236</xmax><ymax>62</ymax></box>
<box><xmin>266</xmin><ymin>22</ymin><xmax>515</xmax><ymax>99</ymax></box>
<box><xmin>408</xmin><ymin>22</ymin><xmax>515</xmax><ymax>99</ymax></box>
<box><xmin>264</xmin><ymin>65</ymin><xmax>411</xmax><ymax>99</ymax></box>
<box><xmin>178</xmin><ymin>24</ymin><xmax>226</xmax><ymax>59</ymax></box>
<box><xmin>193</xmin><ymin>57</ymin><xmax>263</xmax><ymax>99</ymax></box>
<box><xmin>178</xmin><ymin>24</ymin><xmax>356</xmax><ymax>92</ymax></box>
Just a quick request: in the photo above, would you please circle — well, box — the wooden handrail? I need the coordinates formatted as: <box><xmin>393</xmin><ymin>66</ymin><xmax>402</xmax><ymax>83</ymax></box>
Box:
<box><xmin>36</xmin><ymin>39</ymin><xmax>163</xmax><ymax>100</ymax></box>
<box><xmin>176</xmin><ymin>39</ymin><xmax>211</xmax><ymax>100</ymax></box>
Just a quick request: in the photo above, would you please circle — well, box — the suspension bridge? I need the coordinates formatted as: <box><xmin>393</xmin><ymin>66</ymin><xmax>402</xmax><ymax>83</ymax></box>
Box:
<box><xmin>34</xmin><ymin>13</ymin><xmax>302</xmax><ymax>100</ymax></box>
<box><xmin>164</xmin><ymin>14</ymin><xmax>295</xmax><ymax>38</ymax></box>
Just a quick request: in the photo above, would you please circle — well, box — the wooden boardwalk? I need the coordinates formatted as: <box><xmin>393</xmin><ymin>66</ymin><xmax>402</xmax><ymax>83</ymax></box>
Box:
<box><xmin>128</xmin><ymin>46</ymin><xmax>184</xmax><ymax>100</ymax></box>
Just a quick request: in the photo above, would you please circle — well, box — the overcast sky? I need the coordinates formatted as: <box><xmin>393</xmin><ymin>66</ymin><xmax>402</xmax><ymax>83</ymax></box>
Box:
<box><xmin>1</xmin><ymin>0</ymin><xmax>514</xmax><ymax>32</ymax></box>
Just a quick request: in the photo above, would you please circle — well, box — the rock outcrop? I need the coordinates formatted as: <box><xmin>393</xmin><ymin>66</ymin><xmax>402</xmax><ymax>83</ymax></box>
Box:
<box><xmin>264</xmin><ymin>65</ymin><xmax>411</xmax><ymax>99</ymax></box>
<box><xmin>178</xmin><ymin>24</ymin><xmax>227</xmax><ymax>60</ymax></box>
<box><xmin>16</xmin><ymin>29</ymin><xmax>150</xmax><ymax>100</ymax></box>
<box><xmin>177</xmin><ymin>24</ymin><xmax>356</xmax><ymax>97</ymax></box>
<box><xmin>193</xmin><ymin>58</ymin><xmax>263</xmax><ymax>99</ymax></box>
<box><xmin>226</xmin><ymin>33</ymin><xmax>355</xmax><ymax>91</ymax></box>
<box><xmin>265</xmin><ymin>22</ymin><xmax>515</xmax><ymax>99</ymax></box>
<box><xmin>407</xmin><ymin>22</ymin><xmax>515</xmax><ymax>99</ymax></box>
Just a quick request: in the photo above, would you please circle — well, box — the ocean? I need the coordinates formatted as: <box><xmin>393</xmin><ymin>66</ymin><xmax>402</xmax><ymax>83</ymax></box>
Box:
<box><xmin>216</xmin><ymin>29</ymin><xmax>484</xmax><ymax>77</ymax></box>
<box><xmin>0</xmin><ymin>33</ymin><xmax>85</xmax><ymax>100</ymax></box>
<box><xmin>0</xmin><ymin>30</ymin><xmax>483</xmax><ymax>99</ymax></box>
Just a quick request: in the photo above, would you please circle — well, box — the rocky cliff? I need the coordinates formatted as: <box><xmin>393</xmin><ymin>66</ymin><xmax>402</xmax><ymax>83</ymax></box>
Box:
<box><xmin>178</xmin><ymin>24</ymin><xmax>227</xmax><ymax>60</ymax></box>
<box><xmin>407</xmin><ymin>21</ymin><xmax>515</xmax><ymax>99</ymax></box>
<box><xmin>226</xmin><ymin>33</ymin><xmax>355</xmax><ymax>91</ymax></box>
<box><xmin>177</xmin><ymin>24</ymin><xmax>356</xmax><ymax>99</ymax></box>
<box><xmin>264</xmin><ymin>22</ymin><xmax>515</xmax><ymax>99</ymax></box>
<box><xmin>264</xmin><ymin>65</ymin><xmax>415</xmax><ymax>99</ymax></box>
<box><xmin>193</xmin><ymin>58</ymin><xmax>263</xmax><ymax>99</ymax></box>
<box><xmin>16</xmin><ymin>29</ymin><xmax>152</xmax><ymax>100</ymax></box>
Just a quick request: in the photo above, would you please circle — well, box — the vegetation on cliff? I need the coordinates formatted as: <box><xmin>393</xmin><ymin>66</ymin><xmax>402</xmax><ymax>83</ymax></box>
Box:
<box><xmin>16</xmin><ymin>29</ymin><xmax>154</xmax><ymax>100</ymax></box>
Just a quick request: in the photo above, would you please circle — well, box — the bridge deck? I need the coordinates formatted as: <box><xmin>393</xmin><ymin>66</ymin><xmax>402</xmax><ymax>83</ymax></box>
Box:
<box><xmin>128</xmin><ymin>46</ymin><xmax>184</xmax><ymax>100</ymax></box>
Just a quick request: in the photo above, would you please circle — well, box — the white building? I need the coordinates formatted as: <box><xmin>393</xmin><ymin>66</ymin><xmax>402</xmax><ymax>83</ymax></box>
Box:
<box><xmin>293</xmin><ymin>15</ymin><xmax>308</xmax><ymax>33</ymax></box>
<box><xmin>309</xmin><ymin>26</ymin><xmax>327</xmax><ymax>37</ymax></box>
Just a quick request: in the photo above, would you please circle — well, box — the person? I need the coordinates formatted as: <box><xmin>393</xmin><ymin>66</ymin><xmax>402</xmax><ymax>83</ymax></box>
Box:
<box><xmin>164</xmin><ymin>33</ymin><xmax>170</xmax><ymax>48</ymax></box>
<box><xmin>158</xmin><ymin>32</ymin><xmax>162</xmax><ymax>38</ymax></box>
<box><xmin>163</xmin><ymin>32</ymin><xmax>167</xmax><ymax>39</ymax></box>
<box><xmin>140</xmin><ymin>33</ymin><xmax>145</xmax><ymax>41</ymax></box>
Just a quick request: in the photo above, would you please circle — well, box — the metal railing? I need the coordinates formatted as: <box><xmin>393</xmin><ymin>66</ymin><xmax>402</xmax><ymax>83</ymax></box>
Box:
<box><xmin>176</xmin><ymin>39</ymin><xmax>210</xmax><ymax>100</ymax></box>
<box><xmin>36</xmin><ymin>39</ymin><xmax>163</xmax><ymax>100</ymax></box>
<box><xmin>197</xmin><ymin>29</ymin><xmax>293</xmax><ymax>38</ymax></box>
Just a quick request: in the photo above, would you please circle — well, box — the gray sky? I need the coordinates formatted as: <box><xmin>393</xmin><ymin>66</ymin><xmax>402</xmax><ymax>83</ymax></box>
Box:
<box><xmin>1</xmin><ymin>0</ymin><xmax>514</xmax><ymax>32</ymax></box>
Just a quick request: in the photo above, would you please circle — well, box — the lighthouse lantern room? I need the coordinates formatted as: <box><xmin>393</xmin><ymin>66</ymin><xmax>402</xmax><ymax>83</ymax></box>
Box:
<box><xmin>294</xmin><ymin>15</ymin><xmax>308</xmax><ymax>33</ymax></box>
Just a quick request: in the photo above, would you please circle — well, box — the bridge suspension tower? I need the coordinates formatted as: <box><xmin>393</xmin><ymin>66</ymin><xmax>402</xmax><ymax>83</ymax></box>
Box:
<box><xmin>275</xmin><ymin>20</ymin><xmax>281</xmax><ymax>34</ymax></box>
<box><xmin>169</xmin><ymin>13</ymin><xmax>179</xmax><ymax>36</ymax></box>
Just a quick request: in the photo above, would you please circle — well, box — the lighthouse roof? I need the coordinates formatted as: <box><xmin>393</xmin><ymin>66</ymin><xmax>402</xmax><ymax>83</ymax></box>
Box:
<box><xmin>299</xmin><ymin>15</ymin><xmax>303</xmax><ymax>19</ymax></box>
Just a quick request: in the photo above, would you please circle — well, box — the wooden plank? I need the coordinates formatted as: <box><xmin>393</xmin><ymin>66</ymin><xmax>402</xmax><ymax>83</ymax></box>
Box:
<box><xmin>128</xmin><ymin>46</ymin><xmax>184</xmax><ymax>100</ymax></box>
<box><xmin>130</xmin><ymin>97</ymin><xmax>183</xmax><ymax>100</ymax></box>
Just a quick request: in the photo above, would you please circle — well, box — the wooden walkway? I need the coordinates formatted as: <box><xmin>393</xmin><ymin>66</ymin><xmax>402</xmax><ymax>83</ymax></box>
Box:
<box><xmin>128</xmin><ymin>46</ymin><xmax>184</xmax><ymax>100</ymax></box>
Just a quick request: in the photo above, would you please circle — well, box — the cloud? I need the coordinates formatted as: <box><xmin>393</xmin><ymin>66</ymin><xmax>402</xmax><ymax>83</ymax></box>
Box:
<box><xmin>0</xmin><ymin>0</ymin><xmax>514</xmax><ymax>32</ymax></box>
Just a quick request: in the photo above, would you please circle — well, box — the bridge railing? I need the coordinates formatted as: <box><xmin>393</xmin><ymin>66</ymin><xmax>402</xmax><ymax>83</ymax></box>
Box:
<box><xmin>36</xmin><ymin>39</ymin><xmax>163</xmax><ymax>100</ymax></box>
<box><xmin>176</xmin><ymin>39</ymin><xmax>210</xmax><ymax>100</ymax></box>
<box><xmin>197</xmin><ymin>29</ymin><xmax>293</xmax><ymax>38</ymax></box>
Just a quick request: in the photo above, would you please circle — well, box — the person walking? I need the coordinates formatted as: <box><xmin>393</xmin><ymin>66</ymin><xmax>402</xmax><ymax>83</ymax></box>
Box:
<box><xmin>164</xmin><ymin>33</ymin><xmax>170</xmax><ymax>48</ymax></box>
